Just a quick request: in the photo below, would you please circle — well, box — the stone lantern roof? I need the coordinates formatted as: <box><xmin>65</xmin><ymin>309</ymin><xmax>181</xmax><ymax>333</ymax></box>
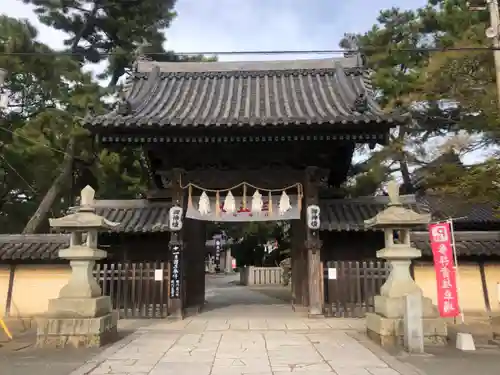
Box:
<box><xmin>364</xmin><ymin>181</ymin><xmax>431</xmax><ymax>229</ymax></box>
<box><xmin>49</xmin><ymin>186</ymin><xmax>120</xmax><ymax>231</ymax></box>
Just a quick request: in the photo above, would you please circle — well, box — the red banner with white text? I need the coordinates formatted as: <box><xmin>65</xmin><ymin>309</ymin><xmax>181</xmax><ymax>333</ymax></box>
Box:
<box><xmin>428</xmin><ymin>222</ymin><xmax>460</xmax><ymax>317</ymax></box>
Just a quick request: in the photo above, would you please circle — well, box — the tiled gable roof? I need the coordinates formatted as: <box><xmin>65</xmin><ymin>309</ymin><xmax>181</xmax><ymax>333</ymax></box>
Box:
<box><xmin>320</xmin><ymin>193</ymin><xmax>500</xmax><ymax>232</ymax></box>
<box><xmin>319</xmin><ymin>195</ymin><xmax>425</xmax><ymax>231</ymax></box>
<box><xmin>91</xmin><ymin>199</ymin><xmax>171</xmax><ymax>233</ymax></box>
<box><xmin>415</xmin><ymin>194</ymin><xmax>500</xmax><ymax>229</ymax></box>
<box><xmin>411</xmin><ymin>231</ymin><xmax>500</xmax><ymax>256</ymax></box>
<box><xmin>2</xmin><ymin>230</ymin><xmax>499</xmax><ymax>260</ymax></box>
<box><xmin>0</xmin><ymin>234</ymin><xmax>69</xmax><ymax>260</ymax></box>
<box><xmin>85</xmin><ymin>58</ymin><xmax>407</xmax><ymax>129</ymax></box>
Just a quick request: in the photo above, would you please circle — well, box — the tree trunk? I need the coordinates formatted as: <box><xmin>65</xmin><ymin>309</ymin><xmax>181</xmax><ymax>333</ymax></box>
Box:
<box><xmin>22</xmin><ymin>4</ymin><xmax>101</xmax><ymax>234</ymax></box>
<box><xmin>395</xmin><ymin>126</ymin><xmax>414</xmax><ymax>192</ymax></box>
<box><xmin>400</xmin><ymin>157</ymin><xmax>412</xmax><ymax>187</ymax></box>
<box><xmin>22</xmin><ymin>137</ymin><xmax>75</xmax><ymax>234</ymax></box>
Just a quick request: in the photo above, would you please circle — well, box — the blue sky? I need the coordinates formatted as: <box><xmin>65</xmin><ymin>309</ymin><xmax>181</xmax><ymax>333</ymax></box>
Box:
<box><xmin>4</xmin><ymin>0</ymin><xmax>427</xmax><ymax>61</ymax></box>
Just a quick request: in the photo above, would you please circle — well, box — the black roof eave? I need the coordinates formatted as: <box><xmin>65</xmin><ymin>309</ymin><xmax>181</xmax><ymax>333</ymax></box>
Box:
<box><xmin>84</xmin><ymin>116</ymin><xmax>404</xmax><ymax>131</ymax></box>
<box><xmin>87</xmin><ymin>120</ymin><xmax>401</xmax><ymax>144</ymax></box>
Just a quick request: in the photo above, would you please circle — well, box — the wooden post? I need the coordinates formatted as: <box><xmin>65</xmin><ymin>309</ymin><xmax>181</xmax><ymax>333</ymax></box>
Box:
<box><xmin>4</xmin><ymin>264</ymin><xmax>16</xmax><ymax>317</ymax></box>
<box><xmin>169</xmin><ymin>168</ymin><xmax>185</xmax><ymax>319</ymax></box>
<box><xmin>290</xmin><ymin>220</ymin><xmax>299</xmax><ymax>306</ymax></box>
<box><xmin>290</xmin><ymin>219</ymin><xmax>308</xmax><ymax>310</ymax></box>
<box><xmin>193</xmin><ymin>220</ymin><xmax>206</xmax><ymax>310</ymax></box>
<box><xmin>305</xmin><ymin>166</ymin><xmax>323</xmax><ymax>317</ymax></box>
<box><xmin>183</xmin><ymin>218</ymin><xmax>206</xmax><ymax>313</ymax></box>
<box><xmin>183</xmin><ymin>218</ymin><xmax>194</xmax><ymax>309</ymax></box>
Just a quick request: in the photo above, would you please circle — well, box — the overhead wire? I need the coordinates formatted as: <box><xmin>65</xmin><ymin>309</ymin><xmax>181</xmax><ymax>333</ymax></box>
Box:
<box><xmin>0</xmin><ymin>46</ymin><xmax>499</xmax><ymax>57</ymax></box>
<box><xmin>0</xmin><ymin>126</ymin><xmax>72</xmax><ymax>158</ymax></box>
<box><xmin>0</xmin><ymin>154</ymin><xmax>37</xmax><ymax>193</ymax></box>
<box><xmin>0</xmin><ymin>124</ymin><xmax>76</xmax><ymax>218</ymax></box>
<box><xmin>0</xmin><ymin>39</ymin><xmax>494</xmax><ymax>206</ymax></box>
<box><xmin>0</xmin><ymin>154</ymin><xmax>57</xmax><ymax>218</ymax></box>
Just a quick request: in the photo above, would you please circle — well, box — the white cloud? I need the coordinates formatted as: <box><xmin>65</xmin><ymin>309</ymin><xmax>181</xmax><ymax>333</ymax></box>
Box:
<box><xmin>3</xmin><ymin>0</ymin><xmax>427</xmax><ymax>61</ymax></box>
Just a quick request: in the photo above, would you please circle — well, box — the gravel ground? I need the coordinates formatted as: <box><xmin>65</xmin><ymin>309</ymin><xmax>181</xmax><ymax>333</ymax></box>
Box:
<box><xmin>0</xmin><ymin>320</ymin><xmax>154</xmax><ymax>375</ymax></box>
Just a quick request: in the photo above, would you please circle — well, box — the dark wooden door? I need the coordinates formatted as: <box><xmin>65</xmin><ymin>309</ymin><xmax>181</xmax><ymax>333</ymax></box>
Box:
<box><xmin>323</xmin><ymin>260</ymin><xmax>390</xmax><ymax>318</ymax></box>
<box><xmin>94</xmin><ymin>261</ymin><xmax>169</xmax><ymax>318</ymax></box>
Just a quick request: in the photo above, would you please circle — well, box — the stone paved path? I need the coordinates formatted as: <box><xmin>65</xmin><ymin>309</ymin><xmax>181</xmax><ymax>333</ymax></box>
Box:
<box><xmin>69</xmin><ymin>274</ymin><xmax>420</xmax><ymax>375</ymax></box>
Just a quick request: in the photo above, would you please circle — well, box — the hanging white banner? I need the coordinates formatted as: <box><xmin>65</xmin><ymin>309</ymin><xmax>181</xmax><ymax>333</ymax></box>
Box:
<box><xmin>186</xmin><ymin>194</ymin><xmax>301</xmax><ymax>222</ymax></box>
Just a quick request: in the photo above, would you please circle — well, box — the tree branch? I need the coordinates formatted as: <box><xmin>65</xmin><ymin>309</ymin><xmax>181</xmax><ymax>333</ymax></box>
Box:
<box><xmin>70</xmin><ymin>1</ymin><xmax>102</xmax><ymax>51</ymax></box>
<box><xmin>22</xmin><ymin>137</ymin><xmax>75</xmax><ymax>234</ymax></box>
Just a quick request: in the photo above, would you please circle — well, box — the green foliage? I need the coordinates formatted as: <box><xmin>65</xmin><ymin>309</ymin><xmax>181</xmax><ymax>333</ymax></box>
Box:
<box><xmin>216</xmin><ymin>222</ymin><xmax>290</xmax><ymax>267</ymax></box>
<box><xmin>0</xmin><ymin>15</ymin><xmax>104</xmax><ymax>232</ymax></box>
<box><xmin>23</xmin><ymin>0</ymin><xmax>178</xmax><ymax>84</ymax></box>
<box><xmin>1</xmin><ymin>0</ymin><xmax>214</xmax><ymax>233</ymax></box>
<box><xmin>343</xmin><ymin>1</ymin><xmax>499</xmax><ymax>197</ymax></box>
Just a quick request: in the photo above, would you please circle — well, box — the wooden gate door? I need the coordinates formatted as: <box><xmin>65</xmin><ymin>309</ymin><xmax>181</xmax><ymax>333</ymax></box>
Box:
<box><xmin>94</xmin><ymin>261</ymin><xmax>169</xmax><ymax>319</ymax></box>
<box><xmin>323</xmin><ymin>260</ymin><xmax>390</xmax><ymax>318</ymax></box>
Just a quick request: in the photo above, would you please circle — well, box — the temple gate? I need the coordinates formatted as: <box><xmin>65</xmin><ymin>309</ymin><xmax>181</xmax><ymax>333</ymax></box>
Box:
<box><xmin>83</xmin><ymin>52</ymin><xmax>406</xmax><ymax>318</ymax></box>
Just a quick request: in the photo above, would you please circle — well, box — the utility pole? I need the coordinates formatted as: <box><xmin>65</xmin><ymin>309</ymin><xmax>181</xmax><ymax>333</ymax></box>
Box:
<box><xmin>0</xmin><ymin>68</ymin><xmax>7</xmax><ymax>110</ymax></box>
<box><xmin>469</xmin><ymin>0</ymin><xmax>500</xmax><ymax>107</ymax></box>
<box><xmin>487</xmin><ymin>0</ymin><xmax>500</xmax><ymax>108</ymax></box>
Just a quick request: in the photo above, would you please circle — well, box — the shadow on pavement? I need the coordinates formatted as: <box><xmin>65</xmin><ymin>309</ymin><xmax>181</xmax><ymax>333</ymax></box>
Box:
<box><xmin>0</xmin><ymin>319</ymin><xmax>154</xmax><ymax>375</ymax></box>
<box><xmin>394</xmin><ymin>345</ymin><xmax>500</xmax><ymax>375</ymax></box>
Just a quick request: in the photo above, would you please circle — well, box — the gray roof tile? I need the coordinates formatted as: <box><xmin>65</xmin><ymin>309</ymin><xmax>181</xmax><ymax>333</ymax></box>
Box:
<box><xmin>319</xmin><ymin>195</ymin><xmax>425</xmax><ymax>231</ymax></box>
<box><xmin>416</xmin><ymin>194</ymin><xmax>500</xmax><ymax>226</ymax></box>
<box><xmin>85</xmin><ymin>58</ymin><xmax>407</xmax><ymax>129</ymax></box>
<box><xmin>0</xmin><ymin>234</ymin><xmax>69</xmax><ymax>260</ymax></box>
<box><xmin>411</xmin><ymin>231</ymin><xmax>500</xmax><ymax>256</ymax></box>
<box><xmin>88</xmin><ymin>199</ymin><xmax>171</xmax><ymax>233</ymax></box>
<box><xmin>2</xmin><ymin>230</ymin><xmax>498</xmax><ymax>260</ymax></box>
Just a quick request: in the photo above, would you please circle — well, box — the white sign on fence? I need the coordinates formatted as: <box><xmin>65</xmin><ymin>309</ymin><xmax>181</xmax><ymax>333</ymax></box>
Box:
<box><xmin>154</xmin><ymin>269</ymin><xmax>163</xmax><ymax>281</ymax></box>
<box><xmin>328</xmin><ymin>268</ymin><xmax>337</xmax><ymax>280</ymax></box>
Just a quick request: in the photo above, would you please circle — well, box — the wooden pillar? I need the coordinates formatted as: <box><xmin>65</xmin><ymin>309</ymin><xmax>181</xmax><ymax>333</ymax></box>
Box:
<box><xmin>291</xmin><ymin>219</ymin><xmax>308</xmax><ymax>310</ymax></box>
<box><xmin>290</xmin><ymin>220</ymin><xmax>299</xmax><ymax>305</ymax></box>
<box><xmin>304</xmin><ymin>166</ymin><xmax>323</xmax><ymax>317</ymax></box>
<box><xmin>169</xmin><ymin>168</ymin><xmax>185</xmax><ymax>319</ymax></box>
<box><xmin>193</xmin><ymin>220</ymin><xmax>206</xmax><ymax>310</ymax></box>
<box><xmin>183</xmin><ymin>218</ymin><xmax>194</xmax><ymax>308</ymax></box>
<box><xmin>184</xmin><ymin>219</ymin><xmax>206</xmax><ymax>313</ymax></box>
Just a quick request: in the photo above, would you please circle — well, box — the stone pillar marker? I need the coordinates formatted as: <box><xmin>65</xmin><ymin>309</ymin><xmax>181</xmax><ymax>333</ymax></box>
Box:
<box><xmin>365</xmin><ymin>181</ymin><xmax>447</xmax><ymax>348</ymax></box>
<box><xmin>36</xmin><ymin>185</ymin><xmax>120</xmax><ymax>348</ymax></box>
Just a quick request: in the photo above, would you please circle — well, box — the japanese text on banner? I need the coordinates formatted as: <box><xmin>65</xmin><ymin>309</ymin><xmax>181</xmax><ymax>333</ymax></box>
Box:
<box><xmin>428</xmin><ymin>222</ymin><xmax>460</xmax><ymax>317</ymax></box>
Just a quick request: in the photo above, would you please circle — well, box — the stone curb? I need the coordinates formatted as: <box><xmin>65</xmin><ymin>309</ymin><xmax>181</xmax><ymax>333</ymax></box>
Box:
<box><xmin>67</xmin><ymin>331</ymin><xmax>144</xmax><ymax>375</ymax></box>
<box><xmin>348</xmin><ymin>331</ymin><xmax>429</xmax><ymax>375</ymax></box>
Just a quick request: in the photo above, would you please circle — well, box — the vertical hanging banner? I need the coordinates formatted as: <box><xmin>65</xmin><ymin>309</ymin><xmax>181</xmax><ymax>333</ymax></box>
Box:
<box><xmin>428</xmin><ymin>222</ymin><xmax>460</xmax><ymax>317</ymax></box>
<box><xmin>169</xmin><ymin>243</ymin><xmax>182</xmax><ymax>299</ymax></box>
<box><xmin>215</xmin><ymin>239</ymin><xmax>221</xmax><ymax>272</ymax></box>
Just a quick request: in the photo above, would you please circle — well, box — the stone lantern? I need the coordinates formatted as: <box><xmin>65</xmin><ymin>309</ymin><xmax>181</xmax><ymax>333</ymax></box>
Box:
<box><xmin>36</xmin><ymin>186</ymin><xmax>120</xmax><ymax>348</ymax></box>
<box><xmin>364</xmin><ymin>181</ymin><xmax>447</xmax><ymax>347</ymax></box>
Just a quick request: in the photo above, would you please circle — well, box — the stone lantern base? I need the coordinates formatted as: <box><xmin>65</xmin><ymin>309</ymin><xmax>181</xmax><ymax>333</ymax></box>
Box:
<box><xmin>366</xmin><ymin>294</ymin><xmax>448</xmax><ymax>348</ymax></box>
<box><xmin>35</xmin><ymin>296</ymin><xmax>118</xmax><ymax>348</ymax></box>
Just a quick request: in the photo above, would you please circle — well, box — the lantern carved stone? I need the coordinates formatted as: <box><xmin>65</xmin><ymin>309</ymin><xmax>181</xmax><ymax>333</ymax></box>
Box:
<box><xmin>36</xmin><ymin>186</ymin><xmax>120</xmax><ymax>348</ymax></box>
<box><xmin>364</xmin><ymin>181</ymin><xmax>447</xmax><ymax>347</ymax></box>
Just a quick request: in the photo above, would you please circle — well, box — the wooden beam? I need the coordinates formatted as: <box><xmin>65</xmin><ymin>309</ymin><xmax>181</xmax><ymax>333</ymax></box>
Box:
<box><xmin>149</xmin><ymin>142</ymin><xmax>350</xmax><ymax>171</ymax></box>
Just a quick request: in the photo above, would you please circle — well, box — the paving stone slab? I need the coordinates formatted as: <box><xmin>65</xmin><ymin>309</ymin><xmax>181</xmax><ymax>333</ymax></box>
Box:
<box><xmin>64</xmin><ymin>275</ymin><xmax>420</xmax><ymax>375</ymax></box>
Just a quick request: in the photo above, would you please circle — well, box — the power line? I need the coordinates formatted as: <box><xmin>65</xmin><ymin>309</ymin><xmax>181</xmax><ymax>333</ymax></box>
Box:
<box><xmin>0</xmin><ymin>154</ymin><xmax>37</xmax><ymax>194</ymax></box>
<box><xmin>0</xmin><ymin>154</ymin><xmax>57</xmax><ymax>218</ymax></box>
<box><xmin>0</xmin><ymin>46</ymin><xmax>498</xmax><ymax>57</ymax></box>
<box><xmin>0</xmin><ymin>126</ymin><xmax>71</xmax><ymax>158</ymax></box>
